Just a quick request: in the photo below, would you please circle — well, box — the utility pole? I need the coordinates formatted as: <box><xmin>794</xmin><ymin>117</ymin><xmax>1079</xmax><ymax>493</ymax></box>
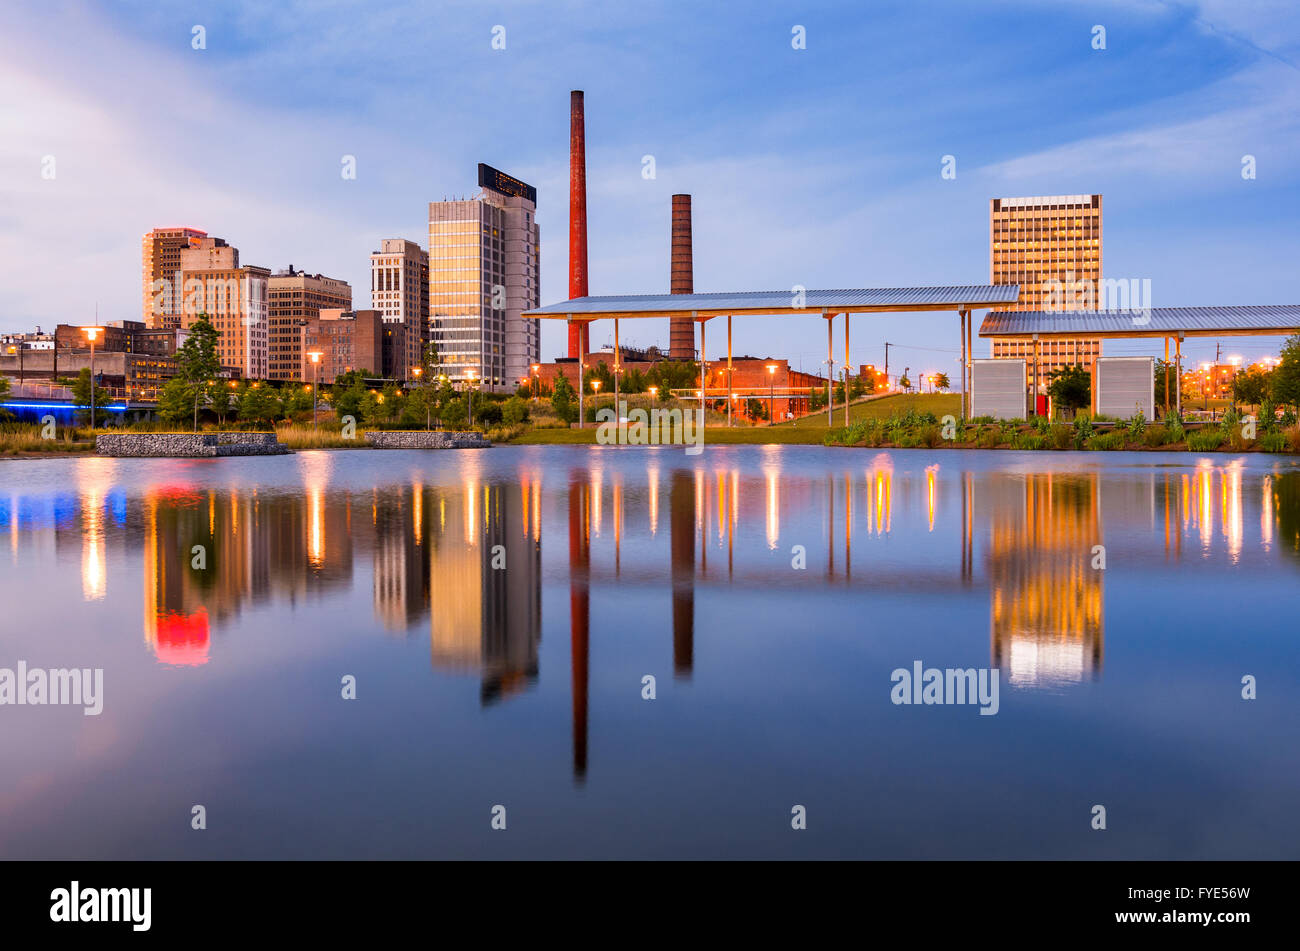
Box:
<box><xmin>884</xmin><ymin>342</ymin><xmax>891</xmax><ymax>389</ymax></box>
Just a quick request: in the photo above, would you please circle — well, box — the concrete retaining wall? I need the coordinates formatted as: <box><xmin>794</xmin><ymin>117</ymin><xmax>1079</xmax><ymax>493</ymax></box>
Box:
<box><xmin>96</xmin><ymin>432</ymin><xmax>290</xmax><ymax>457</ymax></box>
<box><xmin>364</xmin><ymin>431</ymin><xmax>491</xmax><ymax>450</ymax></box>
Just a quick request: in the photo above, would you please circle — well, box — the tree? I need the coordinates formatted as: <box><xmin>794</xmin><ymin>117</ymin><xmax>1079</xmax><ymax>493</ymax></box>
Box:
<box><xmin>935</xmin><ymin>372</ymin><xmax>951</xmax><ymax>392</ymax></box>
<box><xmin>897</xmin><ymin>374</ymin><xmax>910</xmax><ymax>392</ymax></box>
<box><xmin>441</xmin><ymin>397</ymin><xmax>468</xmax><ymax>429</ymax></box>
<box><xmin>1047</xmin><ymin>364</ymin><xmax>1091</xmax><ymax>415</ymax></box>
<box><xmin>330</xmin><ymin>370</ymin><xmax>369</xmax><ymax>422</ymax></box>
<box><xmin>237</xmin><ymin>383</ymin><xmax>277</xmax><ymax>426</ymax></box>
<box><xmin>502</xmin><ymin>396</ymin><xmax>529</xmax><ymax>425</ymax></box>
<box><xmin>746</xmin><ymin>398</ymin><xmax>768</xmax><ymax>421</ymax></box>
<box><xmin>172</xmin><ymin>315</ymin><xmax>222</xmax><ymax>430</ymax></box>
<box><xmin>1232</xmin><ymin>368</ymin><xmax>1271</xmax><ymax>407</ymax></box>
<box><xmin>0</xmin><ymin>374</ymin><xmax>10</xmax><ymax>400</ymax></box>
<box><xmin>1274</xmin><ymin>335</ymin><xmax>1300</xmax><ymax>411</ymax></box>
<box><xmin>551</xmin><ymin>371</ymin><xmax>577</xmax><ymax>424</ymax></box>
<box><xmin>71</xmin><ymin>368</ymin><xmax>111</xmax><ymax>425</ymax></box>
<box><xmin>157</xmin><ymin>377</ymin><xmax>196</xmax><ymax>424</ymax></box>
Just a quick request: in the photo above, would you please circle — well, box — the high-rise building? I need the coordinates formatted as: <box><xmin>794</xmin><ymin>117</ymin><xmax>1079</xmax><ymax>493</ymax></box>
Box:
<box><xmin>428</xmin><ymin>164</ymin><xmax>540</xmax><ymax>391</ymax></box>
<box><xmin>175</xmin><ymin>237</ymin><xmax>269</xmax><ymax>379</ymax></box>
<box><xmin>268</xmin><ymin>267</ymin><xmax>352</xmax><ymax>381</ymax></box>
<box><xmin>369</xmin><ymin>239</ymin><xmax>429</xmax><ymax>381</ymax></box>
<box><xmin>142</xmin><ymin>227</ymin><xmax>208</xmax><ymax>329</ymax></box>
<box><xmin>989</xmin><ymin>194</ymin><xmax>1103</xmax><ymax>393</ymax></box>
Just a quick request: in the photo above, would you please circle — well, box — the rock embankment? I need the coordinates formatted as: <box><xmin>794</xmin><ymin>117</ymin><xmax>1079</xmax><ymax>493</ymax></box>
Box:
<box><xmin>364</xmin><ymin>431</ymin><xmax>491</xmax><ymax>449</ymax></box>
<box><xmin>96</xmin><ymin>433</ymin><xmax>290</xmax><ymax>457</ymax></box>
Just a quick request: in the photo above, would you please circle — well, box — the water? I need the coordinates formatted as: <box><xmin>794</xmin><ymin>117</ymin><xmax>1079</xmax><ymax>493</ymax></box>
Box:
<box><xmin>0</xmin><ymin>446</ymin><xmax>1297</xmax><ymax>859</ymax></box>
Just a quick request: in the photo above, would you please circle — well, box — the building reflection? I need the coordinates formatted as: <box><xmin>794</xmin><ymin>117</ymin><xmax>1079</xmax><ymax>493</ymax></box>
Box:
<box><xmin>984</xmin><ymin>473</ymin><xmax>1105</xmax><ymax>687</ymax></box>
<box><xmin>428</xmin><ymin>478</ymin><xmax>542</xmax><ymax>705</ymax></box>
<box><xmin>8</xmin><ymin>452</ymin><xmax>1300</xmax><ymax>778</ymax></box>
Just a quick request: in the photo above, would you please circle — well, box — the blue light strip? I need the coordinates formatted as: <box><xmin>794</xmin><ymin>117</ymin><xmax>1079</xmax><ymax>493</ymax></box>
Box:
<box><xmin>0</xmin><ymin>403</ymin><xmax>129</xmax><ymax>410</ymax></box>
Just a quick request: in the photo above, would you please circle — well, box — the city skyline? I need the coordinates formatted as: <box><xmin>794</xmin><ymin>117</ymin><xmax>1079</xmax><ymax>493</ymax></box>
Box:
<box><xmin>2</xmin><ymin>0</ymin><xmax>1297</xmax><ymax>373</ymax></box>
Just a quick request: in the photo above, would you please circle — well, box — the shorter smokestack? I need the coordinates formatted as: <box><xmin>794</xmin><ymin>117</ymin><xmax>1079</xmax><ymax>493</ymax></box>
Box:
<box><xmin>669</xmin><ymin>194</ymin><xmax>694</xmax><ymax>360</ymax></box>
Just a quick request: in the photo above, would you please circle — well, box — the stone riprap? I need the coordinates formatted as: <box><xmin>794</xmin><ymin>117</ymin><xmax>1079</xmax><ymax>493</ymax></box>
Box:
<box><xmin>364</xmin><ymin>431</ymin><xmax>492</xmax><ymax>449</ymax></box>
<box><xmin>96</xmin><ymin>432</ymin><xmax>291</xmax><ymax>457</ymax></box>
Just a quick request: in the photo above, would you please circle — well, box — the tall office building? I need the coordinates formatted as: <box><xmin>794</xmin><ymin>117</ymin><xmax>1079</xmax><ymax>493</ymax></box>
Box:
<box><xmin>268</xmin><ymin>267</ymin><xmax>352</xmax><ymax>381</ymax></box>
<box><xmin>142</xmin><ymin>227</ymin><xmax>208</xmax><ymax>329</ymax></box>
<box><xmin>177</xmin><ymin>238</ymin><xmax>270</xmax><ymax>379</ymax></box>
<box><xmin>428</xmin><ymin>164</ymin><xmax>540</xmax><ymax>391</ymax></box>
<box><xmin>369</xmin><ymin>239</ymin><xmax>429</xmax><ymax>381</ymax></box>
<box><xmin>989</xmin><ymin>194</ymin><xmax>1103</xmax><ymax>393</ymax></box>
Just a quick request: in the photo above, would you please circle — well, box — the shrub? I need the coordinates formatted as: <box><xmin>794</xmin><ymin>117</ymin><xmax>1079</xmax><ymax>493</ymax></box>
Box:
<box><xmin>1085</xmin><ymin>432</ymin><xmax>1124</xmax><ymax>451</ymax></box>
<box><xmin>979</xmin><ymin>428</ymin><xmax>1001</xmax><ymax>449</ymax></box>
<box><xmin>920</xmin><ymin>424</ymin><xmax>942</xmax><ymax>448</ymax></box>
<box><xmin>1287</xmin><ymin>425</ymin><xmax>1300</xmax><ymax>453</ymax></box>
<box><xmin>1050</xmin><ymin>425</ymin><xmax>1073</xmax><ymax>450</ymax></box>
<box><xmin>1126</xmin><ymin>408</ymin><xmax>1148</xmax><ymax>441</ymax></box>
<box><xmin>1012</xmin><ymin>433</ymin><xmax>1047</xmax><ymax>450</ymax></box>
<box><xmin>1072</xmin><ymin>415</ymin><xmax>1094</xmax><ymax>449</ymax></box>
<box><xmin>501</xmin><ymin>396</ymin><xmax>530</xmax><ymax>426</ymax></box>
<box><xmin>1144</xmin><ymin>424</ymin><xmax>1169</xmax><ymax>448</ymax></box>
<box><xmin>1186</xmin><ymin>428</ymin><xmax>1226</xmax><ymax>451</ymax></box>
<box><xmin>1258</xmin><ymin>432</ymin><xmax>1287</xmax><ymax>453</ymax></box>
<box><xmin>1166</xmin><ymin>420</ymin><xmax>1185</xmax><ymax>445</ymax></box>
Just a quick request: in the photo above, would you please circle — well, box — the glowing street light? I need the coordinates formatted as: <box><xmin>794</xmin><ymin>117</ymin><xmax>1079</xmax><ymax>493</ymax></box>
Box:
<box><xmin>412</xmin><ymin>366</ymin><xmax>429</xmax><ymax>430</ymax></box>
<box><xmin>307</xmin><ymin>351</ymin><xmax>323</xmax><ymax>430</ymax></box>
<box><xmin>81</xmin><ymin>326</ymin><xmax>102</xmax><ymax>429</ymax></box>
<box><xmin>766</xmin><ymin>363</ymin><xmax>777</xmax><ymax>425</ymax></box>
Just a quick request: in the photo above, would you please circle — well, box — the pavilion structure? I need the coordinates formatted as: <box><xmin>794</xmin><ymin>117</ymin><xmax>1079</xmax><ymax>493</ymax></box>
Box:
<box><xmin>525</xmin><ymin>285</ymin><xmax>1021</xmax><ymax>425</ymax></box>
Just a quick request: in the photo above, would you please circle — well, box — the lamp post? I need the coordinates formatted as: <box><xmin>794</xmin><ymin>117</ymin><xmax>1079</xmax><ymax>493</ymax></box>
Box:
<box><xmin>578</xmin><ymin>362</ymin><xmax>585</xmax><ymax>429</ymax></box>
<box><xmin>531</xmin><ymin>364</ymin><xmax>540</xmax><ymax>402</ymax></box>
<box><xmin>591</xmin><ymin>378</ymin><xmax>601</xmax><ymax>419</ymax></box>
<box><xmin>766</xmin><ymin>363</ymin><xmax>777</xmax><ymax>425</ymax></box>
<box><xmin>466</xmin><ymin>368</ymin><xmax>477</xmax><ymax>427</ymax></box>
<box><xmin>307</xmin><ymin>351</ymin><xmax>322</xmax><ymax>431</ymax></box>
<box><xmin>81</xmin><ymin>326</ymin><xmax>102</xmax><ymax>429</ymax></box>
<box><xmin>648</xmin><ymin>385</ymin><xmax>658</xmax><ymax>403</ymax></box>
<box><xmin>412</xmin><ymin>366</ymin><xmax>428</xmax><ymax>430</ymax></box>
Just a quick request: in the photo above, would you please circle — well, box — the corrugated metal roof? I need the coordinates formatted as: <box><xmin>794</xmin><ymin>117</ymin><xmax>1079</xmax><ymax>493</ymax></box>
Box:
<box><xmin>980</xmin><ymin>305</ymin><xmax>1300</xmax><ymax>337</ymax></box>
<box><xmin>526</xmin><ymin>285</ymin><xmax>1020</xmax><ymax>318</ymax></box>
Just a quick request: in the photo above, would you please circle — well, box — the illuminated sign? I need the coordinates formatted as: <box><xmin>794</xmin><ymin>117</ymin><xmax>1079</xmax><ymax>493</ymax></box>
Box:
<box><xmin>478</xmin><ymin>163</ymin><xmax>536</xmax><ymax>204</ymax></box>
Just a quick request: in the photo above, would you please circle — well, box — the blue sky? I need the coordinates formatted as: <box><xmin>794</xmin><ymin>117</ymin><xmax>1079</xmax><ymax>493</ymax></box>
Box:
<box><xmin>1</xmin><ymin>0</ymin><xmax>1297</xmax><ymax>374</ymax></box>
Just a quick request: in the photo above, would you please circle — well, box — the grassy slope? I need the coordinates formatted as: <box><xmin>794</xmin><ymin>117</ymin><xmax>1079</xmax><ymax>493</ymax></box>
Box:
<box><xmin>509</xmin><ymin>393</ymin><xmax>962</xmax><ymax>445</ymax></box>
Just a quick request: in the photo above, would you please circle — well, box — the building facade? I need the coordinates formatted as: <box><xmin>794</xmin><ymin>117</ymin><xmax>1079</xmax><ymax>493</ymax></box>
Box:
<box><xmin>428</xmin><ymin>166</ymin><xmax>540</xmax><ymax>392</ymax></box>
<box><xmin>302</xmin><ymin>309</ymin><xmax>384</xmax><ymax>385</ymax></box>
<box><xmin>142</xmin><ymin>227</ymin><xmax>208</xmax><ymax>328</ymax></box>
<box><xmin>268</xmin><ymin>268</ymin><xmax>352</xmax><ymax>381</ymax></box>
<box><xmin>989</xmin><ymin>194</ymin><xmax>1103</xmax><ymax>394</ymax></box>
<box><xmin>178</xmin><ymin>258</ymin><xmax>270</xmax><ymax>381</ymax></box>
<box><xmin>370</xmin><ymin>239</ymin><xmax>429</xmax><ymax>381</ymax></box>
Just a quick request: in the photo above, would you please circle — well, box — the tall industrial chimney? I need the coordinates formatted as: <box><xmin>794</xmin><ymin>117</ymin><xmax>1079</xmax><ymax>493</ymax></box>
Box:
<box><xmin>567</xmin><ymin>90</ymin><xmax>589</xmax><ymax>359</ymax></box>
<box><xmin>669</xmin><ymin>194</ymin><xmax>694</xmax><ymax>360</ymax></box>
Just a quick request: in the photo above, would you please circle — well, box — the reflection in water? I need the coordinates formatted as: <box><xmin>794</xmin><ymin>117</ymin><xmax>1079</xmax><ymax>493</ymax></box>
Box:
<box><xmin>986</xmin><ymin>474</ymin><xmax>1104</xmax><ymax>687</ymax></box>
<box><xmin>3</xmin><ymin>453</ymin><xmax>1297</xmax><ymax>781</ymax></box>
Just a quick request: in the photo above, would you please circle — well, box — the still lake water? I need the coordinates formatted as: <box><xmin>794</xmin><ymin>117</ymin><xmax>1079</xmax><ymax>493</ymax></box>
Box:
<box><xmin>0</xmin><ymin>446</ymin><xmax>1297</xmax><ymax>859</ymax></box>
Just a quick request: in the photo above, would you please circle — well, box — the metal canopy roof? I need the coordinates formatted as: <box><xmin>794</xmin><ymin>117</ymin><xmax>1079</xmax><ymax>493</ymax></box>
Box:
<box><xmin>525</xmin><ymin>285</ymin><xmax>1020</xmax><ymax>319</ymax></box>
<box><xmin>979</xmin><ymin>305</ymin><xmax>1300</xmax><ymax>339</ymax></box>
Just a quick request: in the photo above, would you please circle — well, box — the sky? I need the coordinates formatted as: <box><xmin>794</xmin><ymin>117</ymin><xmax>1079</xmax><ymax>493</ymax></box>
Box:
<box><xmin>1</xmin><ymin>0</ymin><xmax>1298</xmax><ymax>375</ymax></box>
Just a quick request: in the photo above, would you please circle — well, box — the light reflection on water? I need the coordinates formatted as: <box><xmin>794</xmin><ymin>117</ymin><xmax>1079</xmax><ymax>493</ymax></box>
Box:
<box><xmin>1</xmin><ymin>447</ymin><xmax>1298</xmax><ymax>859</ymax></box>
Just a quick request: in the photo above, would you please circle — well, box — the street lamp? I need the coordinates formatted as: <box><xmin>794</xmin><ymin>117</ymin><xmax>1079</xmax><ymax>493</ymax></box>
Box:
<box><xmin>412</xmin><ymin>366</ymin><xmax>428</xmax><ymax>430</ymax></box>
<box><xmin>766</xmin><ymin>363</ymin><xmax>777</xmax><ymax>425</ymax></box>
<box><xmin>81</xmin><ymin>326</ymin><xmax>102</xmax><ymax>429</ymax></box>
<box><xmin>466</xmin><ymin>368</ymin><xmax>477</xmax><ymax>427</ymax></box>
<box><xmin>307</xmin><ymin>351</ymin><xmax>322</xmax><ymax>430</ymax></box>
<box><xmin>648</xmin><ymin>385</ymin><xmax>658</xmax><ymax>402</ymax></box>
<box><xmin>531</xmin><ymin>364</ymin><xmax>540</xmax><ymax>401</ymax></box>
<box><xmin>591</xmin><ymin>378</ymin><xmax>602</xmax><ymax>419</ymax></box>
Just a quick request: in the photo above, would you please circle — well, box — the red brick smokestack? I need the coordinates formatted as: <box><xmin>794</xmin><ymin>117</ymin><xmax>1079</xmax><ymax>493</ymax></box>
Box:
<box><xmin>567</xmin><ymin>90</ymin><xmax>589</xmax><ymax>359</ymax></box>
<box><xmin>669</xmin><ymin>194</ymin><xmax>694</xmax><ymax>359</ymax></box>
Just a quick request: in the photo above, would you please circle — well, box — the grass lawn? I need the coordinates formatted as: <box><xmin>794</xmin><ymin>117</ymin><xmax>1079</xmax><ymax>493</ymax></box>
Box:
<box><xmin>507</xmin><ymin>392</ymin><xmax>963</xmax><ymax>445</ymax></box>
